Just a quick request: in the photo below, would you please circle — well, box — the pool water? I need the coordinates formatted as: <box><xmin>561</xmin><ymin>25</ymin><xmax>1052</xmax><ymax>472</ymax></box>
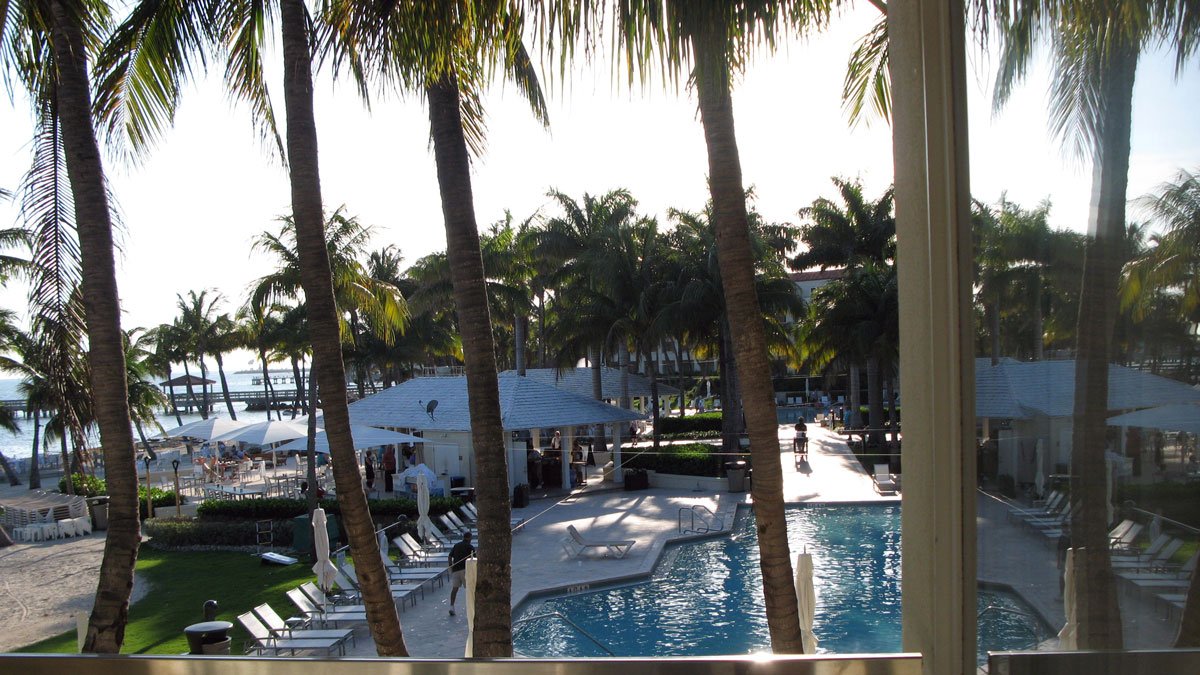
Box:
<box><xmin>514</xmin><ymin>505</ymin><xmax>1046</xmax><ymax>662</ymax></box>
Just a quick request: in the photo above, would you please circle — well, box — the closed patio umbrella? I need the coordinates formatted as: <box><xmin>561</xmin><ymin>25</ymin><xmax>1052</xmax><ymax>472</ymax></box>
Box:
<box><xmin>464</xmin><ymin>558</ymin><xmax>477</xmax><ymax>657</ymax></box>
<box><xmin>795</xmin><ymin>552</ymin><xmax>818</xmax><ymax>654</ymax></box>
<box><xmin>1034</xmin><ymin>439</ymin><xmax>1046</xmax><ymax>499</ymax></box>
<box><xmin>416</xmin><ymin>471</ymin><xmax>436</xmax><ymax>544</ymax></box>
<box><xmin>378</xmin><ymin>529</ymin><xmax>390</xmax><ymax>568</ymax></box>
<box><xmin>1058</xmin><ymin>548</ymin><xmax>1078</xmax><ymax>649</ymax></box>
<box><xmin>312</xmin><ymin>507</ymin><xmax>337</xmax><ymax>593</ymax></box>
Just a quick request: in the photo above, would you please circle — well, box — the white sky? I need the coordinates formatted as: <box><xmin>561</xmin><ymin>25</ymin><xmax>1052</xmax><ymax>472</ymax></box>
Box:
<box><xmin>1</xmin><ymin>5</ymin><xmax>1197</xmax><ymax>372</ymax></box>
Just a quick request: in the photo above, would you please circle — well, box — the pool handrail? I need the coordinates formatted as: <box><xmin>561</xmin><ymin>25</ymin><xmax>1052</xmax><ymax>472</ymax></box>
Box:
<box><xmin>512</xmin><ymin>611</ymin><xmax>617</xmax><ymax>656</ymax></box>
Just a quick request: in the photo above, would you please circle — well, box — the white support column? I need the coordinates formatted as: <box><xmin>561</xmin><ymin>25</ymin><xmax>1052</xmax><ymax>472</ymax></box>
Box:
<box><xmin>891</xmin><ymin>1</ymin><xmax>976</xmax><ymax>674</ymax></box>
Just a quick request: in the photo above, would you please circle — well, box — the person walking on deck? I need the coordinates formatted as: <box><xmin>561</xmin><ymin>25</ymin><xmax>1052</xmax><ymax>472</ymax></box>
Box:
<box><xmin>448</xmin><ymin>532</ymin><xmax>474</xmax><ymax>616</ymax></box>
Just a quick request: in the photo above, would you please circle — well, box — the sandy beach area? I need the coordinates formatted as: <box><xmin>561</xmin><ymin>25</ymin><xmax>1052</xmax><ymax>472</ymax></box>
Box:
<box><xmin>0</xmin><ymin>480</ymin><xmax>148</xmax><ymax>653</ymax></box>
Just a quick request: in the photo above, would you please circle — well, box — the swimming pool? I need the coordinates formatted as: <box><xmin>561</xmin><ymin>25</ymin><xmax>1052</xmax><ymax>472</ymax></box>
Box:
<box><xmin>514</xmin><ymin>504</ymin><xmax>1046</xmax><ymax>661</ymax></box>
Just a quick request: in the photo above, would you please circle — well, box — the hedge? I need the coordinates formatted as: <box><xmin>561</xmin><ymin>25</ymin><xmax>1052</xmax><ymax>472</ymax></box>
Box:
<box><xmin>656</xmin><ymin>430</ymin><xmax>723</xmax><ymax>441</ymax></box>
<box><xmin>624</xmin><ymin>442</ymin><xmax>726</xmax><ymax>477</ymax></box>
<box><xmin>195</xmin><ymin>495</ymin><xmax>463</xmax><ymax>521</ymax></box>
<box><xmin>655</xmin><ymin>412</ymin><xmax>723</xmax><ymax>436</ymax></box>
<box><xmin>58</xmin><ymin>475</ymin><xmax>182</xmax><ymax>518</ymax></box>
<box><xmin>1117</xmin><ymin>483</ymin><xmax>1200</xmax><ymax>529</ymax></box>
<box><xmin>144</xmin><ymin>517</ymin><xmax>296</xmax><ymax>548</ymax></box>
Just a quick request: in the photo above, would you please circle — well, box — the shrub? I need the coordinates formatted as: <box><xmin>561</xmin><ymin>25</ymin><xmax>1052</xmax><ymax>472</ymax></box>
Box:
<box><xmin>1118</xmin><ymin>483</ymin><xmax>1200</xmax><ymax>529</ymax></box>
<box><xmin>144</xmin><ymin>517</ymin><xmax>295</xmax><ymax>548</ymax></box>
<box><xmin>655</xmin><ymin>412</ymin><xmax>723</xmax><ymax>436</ymax></box>
<box><xmin>59</xmin><ymin>474</ymin><xmax>106</xmax><ymax>497</ymax></box>
<box><xmin>656</xmin><ymin>430</ymin><xmax>723</xmax><ymax>441</ymax></box>
<box><xmin>624</xmin><ymin>442</ymin><xmax>727</xmax><ymax>477</ymax></box>
<box><xmin>196</xmin><ymin>495</ymin><xmax>463</xmax><ymax>521</ymax></box>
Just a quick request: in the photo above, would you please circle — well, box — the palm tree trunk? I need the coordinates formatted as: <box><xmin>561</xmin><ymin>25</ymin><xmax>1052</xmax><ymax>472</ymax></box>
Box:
<box><xmin>29</xmin><ymin>409</ymin><xmax>41</xmax><ymax>489</ymax></box>
<box><xmin>48</xmin><ymin>0</ymin><xmax>139</xmax><ymax>653</ymax></box>
<box><xmin>848</xmin><ymin>362</ymin><xmax>861</xmax><ymax>428</ymax></box>
<box><xmin>590</xmin><ymin>345</ymin><xmax>609</xmax><ymax>454</ymax></box>
<box><xmin>292</xmin><ymin>355</ymin><xmax>308</xmax><ymax>415</ymax></box>
<box><xmin>197</xmin><ymin>357</ymin><xmax>210</xmax><ymax>419</ymax></box>
<box><xmin>214</xmin><ymin>352</ymin><xmax>237</xmax><ymax>419</ymax></box>
<box><xmin>674</xmin><ymin>337</ymin><xmax>687</xmax><ymax>417</ymax></box>
<box><xmin>134</xmin><ymin>420</ymin><xmax>155</xmax><ymax>462</ymax></box>
<box><xmin>60</xmin><ymin>432</ymin><xmax>73</xmax><ymax>495</ymax></box>
<box><xmin>181</xmin><ymin>360</ymin><xmax>197</xmax><ymax>414</ymax></box>
<box><xmin>279</xmin><ymin>0</ymin><xmax>407</xmax><ymax>656</ymax></box>
<box><xmin>867</xmin><ymin>355</ymin><xmax>884</xmax><ymax>447</ymax></box>
<box><xmin>537</xmin><ymin>291</ymin><xmax>547</xmax><ymax>368</ymax></box>
<box><xmin>718</xmin><ymin>320</ymin><xmax>739</xmax><ymax>452</ymax></box>
<box><xmin>428</xmin><ymin>74</ymin><xmax>513</xmax><ymax>657</ymax></box>
<box><xmin>990</xmin><ymin>293</ymin><xmax>1001</xmax><ymax>364</ymax></box>
<box><xmin>259</xmin><ymin>346</ymin><xmax>275</xmax><ymax>421</ymax></box>
<box><xmin>1033</xmin><ymin>273</ymin><xmax>1045</xmax><ymax>360</ymax></box>
<box><xmin>165</xmin><ymin>365</ymin><xmax>183</xmax><ymax>426</ymax></box>
<box><xmin>0</xmin><ymin>453</ymin><xmax>20</xmax><ymax>486</ymax></box>
<box><xmin>305</xmin><ymin>372</ymin><xmax>319</xmax><ymax>519</ymax></box>
<box><xmin>514</xmin><ymin>312</ymin><xmax>527</xmax><ymax>375</ymax></box>
<box><xmin>648</xmin><ymin>346</ymin><xmax>661</xmax><ymax>450</ymax></box>
<box><xmin>693</xmin><ymin>31</ymin><xmax>801</xmax><ymax>652</ymax></box>
<box><xmin>1069</xmin><ymin>40</ymin><xmax>1137</xmax><ymax>650</ymax></box>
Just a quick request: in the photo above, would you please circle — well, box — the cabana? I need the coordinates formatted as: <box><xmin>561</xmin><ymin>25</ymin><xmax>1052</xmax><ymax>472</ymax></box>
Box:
<box><xmin>348</xmin><ymin>373</ymin><xmax>643</xmax><ymax>491</ymax></box>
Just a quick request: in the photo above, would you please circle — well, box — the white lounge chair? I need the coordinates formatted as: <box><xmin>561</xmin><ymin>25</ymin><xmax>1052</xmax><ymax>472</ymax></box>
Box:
<box><xmin>562</xmin><ymin>524</ymin><xmax>635</xmax><ymax>559</ymax></box>
<box><xmin>286</xmin><ymin>588</ymin><xmax>366</xmax><ymax>627</ymax></box>
<box><xmin>251</xmin><ymin>603</ymin><xmax>354</xmax><ymax>651</ymax></box>
<box><xmin>872</xmin><ymin>465</ymin><xmax>897</xmax><ymax>495</ymax></box>
<box><xmin>237</xmin><ymin>610</ymin><xmax>345</xmax><ymax>656</ymax></box>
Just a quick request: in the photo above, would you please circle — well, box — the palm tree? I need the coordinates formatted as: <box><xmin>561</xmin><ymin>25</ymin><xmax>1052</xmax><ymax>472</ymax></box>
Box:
<box><xmin>793</xmin><ymin>177</ymin><xmax>895</xmax><ymax>430</ymax></box>
<box><xmin>991</xmin><ymin>2</ymin><xmax>1197</xmax><ymax>648</ymax></box>
<box><xmin>1</xmin><ymin>0</ymin><xmax>143</xmax><ymax>652</ymax></box>
<box><xmin>323</xmin><ymin>2</ymin><xmax>550</xmax><ymax>655</ymax></box>
<box><xmin>146</xmin><ymin>322</ymin><xmax>189</xmax><ymax>426</ymax></box>
<box><xmin>98</xmin><ymin>0</ymin><xmax>409</xmax><ymax>653</ymax></box>
<box><xmin>124</xmin><ymin>329</ymin><xmax>168</xmax><ymax>458</ymax></box>
<box><xmin>239</xmin><ymin>303</ymin><xmax>286</xmax><ymax>421</ymax></box>
<box><xmin>1123</xmin><ymin>167</ymin><xmax>1200</xmax><ymax>322</ymax></box>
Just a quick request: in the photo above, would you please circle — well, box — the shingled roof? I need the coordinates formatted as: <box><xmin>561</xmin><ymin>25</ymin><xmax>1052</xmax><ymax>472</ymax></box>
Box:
<box><xmin>498</xmin><ymin>367</ymin><xmax>681</xmax><ymax>399</ymax></box>
<box><xmin>974</xmin><ymin>358</ymin><xmax>1200</xmax><ymax>419</ymax></box>
<box><xmin>348</xmin><ymin>373</ymin><xmax>644</xmax><ymax>432</ymax></box>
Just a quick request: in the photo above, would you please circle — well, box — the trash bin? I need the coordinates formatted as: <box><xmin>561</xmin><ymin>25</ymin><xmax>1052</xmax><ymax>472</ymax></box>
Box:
<box><xmin>513</xmin><ymin>483</ymin><xmax>530</xmax><ymax>508</ymax></box>
<box><xmin>292</xmin><ymin>513</ymin><xmax>340</xmax><ymax>553</ymax></box>
<box><xmin>86</xmin><ymin>496</ymin><xmax>110</xmax><ymax>531</ymax></box>
<box><xmin>725</xmin><ymin>461</ymin><xmax>748</xmax><ymax>493</ymax></box>
<box><xmin>183</xmin><ymin>620</ymin><xmax>233</xmax><ymax>655</ymax></box>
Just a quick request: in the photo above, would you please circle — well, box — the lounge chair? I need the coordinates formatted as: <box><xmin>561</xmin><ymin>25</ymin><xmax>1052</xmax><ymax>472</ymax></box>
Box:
<box><xmin>286</xmin><ymin>588</ymin><xmax>367</xmax><ymax>627</ymax></box>
<box><xmin>445</xmin><ymin>511</ymin><xmax>478</xmax><ymax>536</ymax></box>
<box><xmin>1109</xmin><ymin>522</ymin><xmax>1143</xmax><ymax>553</ymax></box>
<box><xmin>237</xmin><ymin>611</ymin><xmax>345</xmax><ymax>656</ymax></box>
<box><xmin>1111</xmin><ymin>534</ymin><xmax>1172</xmax><ymax>565</ymax></box>
<box><xmin>251</xmin><ymin>603</ymin><xmax>354</xmax><ymax>650</ymax></box>
<box><xmin>872</xmin><ymin>465</ymin><xmax>897</xmax><ymax>495</ymax></box>
<box><xmin>1120</xmin><ymin>550</ymin><xmax>1200</xmax><ymax>588</ymax></box>
<box><xmin>1111</xmin><ymin>538</ymin><xmax>1184</xmax><ymax>572</ymax></box>
<box><xmin>392</xmin><ymin>536</ymin><xmax>451</xmax><ymax>568</ymax></box>
<box><xmin>562</xmin><ymin>524</ymin><xmax>635</xmax><ymax>559</ymax></box>
<box><xmin>439</xmin><ymin>513</ymin><xmax>474</xmax><ymax>537</ymax></box>
<box><xmin>331</xmin><ymin>566</ymin><xmax>423</xmax><ymax>607</ymax></box>
<box><xmin>1008</xmin><ymin>493</ymin><xmax>1064</xmax><ymax>524</ymax></box>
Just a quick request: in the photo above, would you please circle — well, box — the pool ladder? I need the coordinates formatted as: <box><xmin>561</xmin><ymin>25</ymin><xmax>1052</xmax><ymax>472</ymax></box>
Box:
<box><xmin>512</xmin><ymin>611</ymin><xmax>616</xmax><ymax>656</ymax></box>
<box><xmin>679</xmin><ymin>505</ymin><xmax>725</xmax><ymax>534</ymax></box>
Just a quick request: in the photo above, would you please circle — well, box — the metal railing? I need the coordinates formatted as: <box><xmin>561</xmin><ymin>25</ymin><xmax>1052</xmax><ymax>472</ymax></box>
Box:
<box><xmin>511</xmin><ymin>611</ymin><xmax>616</xmax><ymax>656</ymax></box>
<box><xmin>678</xmin><ymin>505</ymin><xmax>725</xmax><ymax>534</ymax></box>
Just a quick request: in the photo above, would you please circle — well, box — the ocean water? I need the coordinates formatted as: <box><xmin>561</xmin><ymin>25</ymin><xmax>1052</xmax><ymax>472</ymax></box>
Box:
<box><xmin>0</xmin><ymin>370</ymin><xmax>301</xmax><ymax>461</ymax></box>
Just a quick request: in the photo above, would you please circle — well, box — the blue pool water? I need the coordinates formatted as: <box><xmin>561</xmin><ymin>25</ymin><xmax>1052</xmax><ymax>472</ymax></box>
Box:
<box><xmin>514</xmin><ymin>505</ymin><xmax>1045</xmax><ymax>661</ymax></box>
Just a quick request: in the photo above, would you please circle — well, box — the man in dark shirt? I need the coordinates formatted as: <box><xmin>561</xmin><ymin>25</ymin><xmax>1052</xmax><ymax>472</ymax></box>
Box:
<box><xmin>448</xmin><ymin>532</ymin><xmax>474</xmax><ymax>616</ymax></box>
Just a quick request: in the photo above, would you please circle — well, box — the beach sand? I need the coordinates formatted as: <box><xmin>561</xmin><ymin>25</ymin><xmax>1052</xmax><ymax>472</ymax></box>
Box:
<box><xmin>0</xmin><ymin>481</ymin><xmax>148</xmax><ymax>653</ymax></box>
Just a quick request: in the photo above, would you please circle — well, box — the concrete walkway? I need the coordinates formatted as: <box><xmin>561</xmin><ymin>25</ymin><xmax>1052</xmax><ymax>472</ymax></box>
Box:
<box><xmin>342</xmin><ymin>422</ymin><xmax>892</xmax><ymax>657</ymax></box>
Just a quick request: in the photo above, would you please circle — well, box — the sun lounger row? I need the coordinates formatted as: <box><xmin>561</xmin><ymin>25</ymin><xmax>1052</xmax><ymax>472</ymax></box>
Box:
<box><xmin>238</xmin><ymin>602</ymin><xmax>355</xmax><ymax>656</ymax></box>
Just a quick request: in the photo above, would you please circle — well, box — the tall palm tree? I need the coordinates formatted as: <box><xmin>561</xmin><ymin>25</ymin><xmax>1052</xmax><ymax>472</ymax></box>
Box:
<box><xmin>556</xmin><ymin>1</ymin><xmax>838</xmax><ymax>651</ymax></box>
<box><xmin>1123</xmin><ymin>167</ymin><xmax>1200</xmax><ymax>322</ymax></box>
<box><xmin>98</xmin><ymin>0</ymin><xmax>410</xmax><ymax>653</ymax></box>
<box><xmin>146</xmin><ymin>322</ymin><xmax>189</xmax><ymax>426</ymax></box>
<box><xmin>793</xmin><ymin>177</ymin><xmax>895</xmax><ymax>430</ymax></box>
<box><xmin>1</xmin><ymin>0</ymin><xmax>143</xmax><ymax>652</ymax></box>
<box><xmin>239</xmin><ymin>303</ymin><xmax>286</xmax><ymax>421</ymax></box>
<box><xmin>124</xmin><ymin>329</ymin><xmax>168</xmax><ymax>458</ymax></box>
<box><xmin>992</xmin><ymin>1</ymin><xmax>1197</xmax><ymax>648</ymax></box>
<box><xmin>323</xmin><ymin>2</ymin><xmax>549</xmax><ymax>655</ymax></box>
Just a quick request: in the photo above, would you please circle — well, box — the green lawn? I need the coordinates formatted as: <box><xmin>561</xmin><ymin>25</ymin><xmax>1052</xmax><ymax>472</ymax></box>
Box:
<box><xmin>17</xmin><ymin>547</ymin><xmax>313</xmax><ymax>655</ymax></box>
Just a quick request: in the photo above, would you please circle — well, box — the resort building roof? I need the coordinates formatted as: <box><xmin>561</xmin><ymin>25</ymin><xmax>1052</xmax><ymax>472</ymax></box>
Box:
<box><xmin>974</xmin><ymin>358</ymin><xmax>1200</xmax><ymax>419</ymax></box>
<box><xmin>497</xmin><ymin>367</ymin><xmax>681</xmax><ymax>399</ymax></box>
<box><xmin>347</xmin><ymin>373</ymin><xmax>645</xmax><ymax>432</ymax></box>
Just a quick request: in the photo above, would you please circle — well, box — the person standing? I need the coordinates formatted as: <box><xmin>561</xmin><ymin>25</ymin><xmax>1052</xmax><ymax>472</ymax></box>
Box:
<box><xmin>364</xmin><ymin>450</ymin><xmax>376</xmax><ymax>489</ymax></box>
<box><xmin>448</xmin><ymin>532</ymin><xmax>475</xmax><ymax>616</ymax></box>
<box><xmin>383</xmin><ymin>446</ymin><xmax>396</xmax><ymax>492</ymax></box>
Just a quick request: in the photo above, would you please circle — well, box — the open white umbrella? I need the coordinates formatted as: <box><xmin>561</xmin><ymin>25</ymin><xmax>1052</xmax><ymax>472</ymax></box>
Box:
<box><xmin>795</xmin><ymin>552</ymin><xmax>818</xmax><ymax>654</ymax></box>
<box><xmin>162</xmin><ymin>418</ymin><xmax>248</xmax><ymax>441</ymax></box>
<box><xmin>210</xmin><ymin>420</ymin><xmax>313</xmax><ymax>446</ymax></box>
<box><xmin>464</xmin><ymin>558</ymin><xmax>477</xmax><ymax>657</ymax></box>
<box><xmin>1034</xmin><ymin>439</ymin><xmax>1046</xmax><ymax>499</ymax></box>
<box><xmin>416</xmin><ymin>471</ymin><xmax>437</xmax><ymax>543</ymax></box>
<box><xmin>275</xmin><ymin>425</ymin><xmax>424</xmax><ymax>453</ymax></box>
<box><xmin>1058</xmin><ymin>548</ymin><xmax>1078</xmax><ymax>649</ymax></box>
<box><xmin>312</xmin><ymin>507</ymin><xmax>337</xmax><ymax>593</ymax></box>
